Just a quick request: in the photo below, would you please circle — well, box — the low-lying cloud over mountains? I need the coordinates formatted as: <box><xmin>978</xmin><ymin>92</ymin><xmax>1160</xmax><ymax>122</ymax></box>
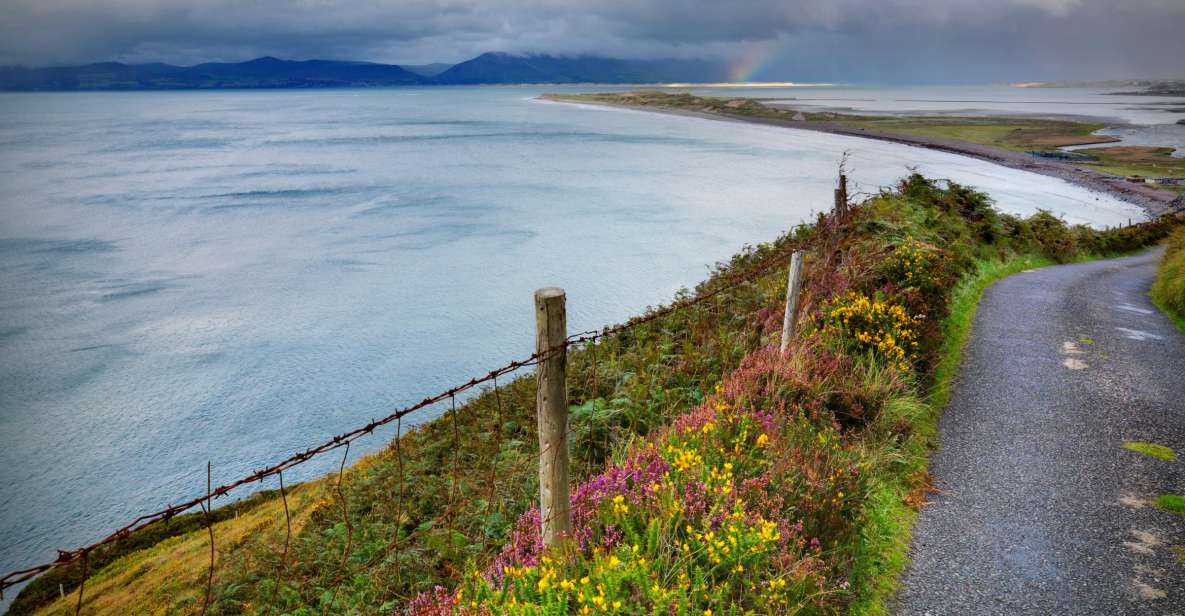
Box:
<box><xmin>0</xmin><ymin>54</ymin><xmax>733</xmax><ymax>90</ymax></box>
<box><xmin>2</xmin><ymin>0</ymin><xmax>1183</xmax><ymax>82</ymax></box>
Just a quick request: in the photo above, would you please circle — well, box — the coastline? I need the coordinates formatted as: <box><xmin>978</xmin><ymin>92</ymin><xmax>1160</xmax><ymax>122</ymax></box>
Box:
<box><xmin>542</xmin><ymin>94</ymin><xmax>1183</xmax><ymax>218</ymax></box>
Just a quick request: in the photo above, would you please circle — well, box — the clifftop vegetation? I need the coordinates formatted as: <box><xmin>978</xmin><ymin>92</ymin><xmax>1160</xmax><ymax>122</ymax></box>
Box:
<box><xmin>14</xmin><ymin>176</ymin><xmax>1181</xmax><ymax>615</ymax></box>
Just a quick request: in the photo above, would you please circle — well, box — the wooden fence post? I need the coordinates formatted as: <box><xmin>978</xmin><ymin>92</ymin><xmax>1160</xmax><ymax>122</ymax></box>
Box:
<box><xmin>780</xmin><ymin>251</ymin><xmax>805</xmax><ymax>356</ymax></box>
<box><xmin>535</xmin><ymin>287</ymin><xmax>571</xmax><ymax>547</ymax></box>
<box><xmin>834</xmin><ymin>173</ymin><xmax>848</xmax><ymax>216</ymax></box>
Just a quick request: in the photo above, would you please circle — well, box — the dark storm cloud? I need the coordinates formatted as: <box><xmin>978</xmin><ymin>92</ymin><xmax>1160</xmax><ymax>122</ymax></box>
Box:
<box><xmin>1</xmin><ymin>0</ymin><xmax>1182</xmax><ymax>81</ymax></box>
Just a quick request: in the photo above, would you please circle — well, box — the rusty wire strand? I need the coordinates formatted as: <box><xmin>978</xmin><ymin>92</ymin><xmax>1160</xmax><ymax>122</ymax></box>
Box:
<box><xmin>484</xmin><ymin>375</ymin><xmax>503</xmax><ymax>521</ymax></box>
<box><xmin>200</xmin><ymin>462</ymin><xmax>214</xmax><ymax>616</ymax></box>
<box><xmin>322</xmin><ymin>442</ymin><xmax>354</xmax><ymax>613</ymax></box>
<box><xmin>336</xmin><ymin>442</ymin><xmax>352</xmax><ymax>573</ymax></box>
<box><xmin>447</xmin><ymin>393</ymin><xmax>460</xmax><ymax>545</ymax></box>
<box><xmin>0</xmin><ymin>239</ymin><xmax>799</xmax><ymax>594</ymax></box>
<box><xmin>393</xmin><ymin>415</ymin><xmax>404</xmax><ymax>587</ymax></box>
<box><xmin>591</xmin><ymin>339</ymin><xmax>602</xmax><ymax>474</ymax></box>
<box><xmin>73</xmin><ymin>550</ymin><xmax>87</xmax><ymax>616</ymax></box>
<box><xmin>268</xmin><ymin>470</ymin><xmax>291</xmax><ymax>616</ymax></box>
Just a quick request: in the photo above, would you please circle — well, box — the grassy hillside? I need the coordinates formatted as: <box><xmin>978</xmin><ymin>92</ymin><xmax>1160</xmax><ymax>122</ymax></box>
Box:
<box><xmin>16</xmin><ymin>176</ymin><xmax>1180</xmax><ymax>615</ymax></box>
<box><xmin>1152</xmin><ymin>227</ymin><xmax>1185</xmax><ymax>331</ymax></box>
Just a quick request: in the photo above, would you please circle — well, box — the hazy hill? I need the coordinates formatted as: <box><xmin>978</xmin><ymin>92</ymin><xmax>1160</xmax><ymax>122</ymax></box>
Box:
<box><xmin>434</xmin><ymin>52</ymin><xmax>727</xmax><ymax>84</ymax></box>
<box><xmin>0</xmin><ymin>57</ymin><xmax>432</xmax><ymax>90</ymax></box>
<box><xmin>402</xmin><ymin>62</ymin><xmax>454</xmax><ymax>77</ymax></box>
<box><xmin>0</xmin><ymin>53</ymin><xmax>729</xmax><ymax>90</ymax></box>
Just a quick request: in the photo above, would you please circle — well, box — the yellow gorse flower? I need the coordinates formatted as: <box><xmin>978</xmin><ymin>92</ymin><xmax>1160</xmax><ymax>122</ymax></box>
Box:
<box><xmin>823</xmin><ymin>291</ymin><xmax>920</xmax><ymax>371</ymax></box>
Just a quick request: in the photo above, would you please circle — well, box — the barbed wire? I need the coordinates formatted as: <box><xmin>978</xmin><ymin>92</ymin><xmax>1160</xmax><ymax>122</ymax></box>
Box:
<box><xmin>0</xmin><ymin>236</ymin><xmax>802</xmax><ymax>597</ymax></box>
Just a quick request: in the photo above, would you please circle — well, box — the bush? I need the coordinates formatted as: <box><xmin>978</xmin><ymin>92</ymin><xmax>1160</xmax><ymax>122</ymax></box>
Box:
<box><xmin>1152</xmin><ymin>226</ymin><xmax>1185</xmax><ymax>327</ymax></box>
<box><xmin>1027</xmin><ymin>210</ymin><xmax>1079</xmax><ymax>262</ymax></box>
<box><xmin>821</xmin><ymin>292</ymin><xmax>920</xmax><ymax>373</ymax></box>
<box><xmin>432</xmin><ymin>348</ymin><xmax>868</xmax><ymax>616</ymax></box>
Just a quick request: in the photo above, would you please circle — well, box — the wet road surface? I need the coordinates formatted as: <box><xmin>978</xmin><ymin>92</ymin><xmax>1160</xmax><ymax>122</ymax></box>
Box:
<box><xmin>895</xmin><ymin>248</ymin><xmax>1185</xmax><ymax>615</ymax></box>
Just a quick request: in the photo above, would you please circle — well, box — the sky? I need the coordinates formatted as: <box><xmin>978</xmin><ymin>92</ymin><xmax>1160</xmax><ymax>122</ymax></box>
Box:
<box><xmin>2</xmin><ymin>0</ymin><xmax>1183</xmax><ymax>83</ymax></box>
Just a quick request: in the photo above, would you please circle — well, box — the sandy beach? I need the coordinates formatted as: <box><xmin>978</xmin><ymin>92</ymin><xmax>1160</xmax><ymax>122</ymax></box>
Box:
<box><xmin>546</xmin><ymin>95</ymin><xmax>1184</xmax><ymax>218</ymax></box>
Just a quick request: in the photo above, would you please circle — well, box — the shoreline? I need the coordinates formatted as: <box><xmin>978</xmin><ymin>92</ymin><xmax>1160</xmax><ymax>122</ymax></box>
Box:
<box><xmin>543</xmin><ymin>95</ymin><xmax>1183</xmax><ymax>218</ymax></box>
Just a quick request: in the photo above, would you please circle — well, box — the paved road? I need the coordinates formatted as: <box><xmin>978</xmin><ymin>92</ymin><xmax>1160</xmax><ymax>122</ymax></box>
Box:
<box><xmin>895</xmin><ymin>248</ymin><xmax>1185</xmax><ymax>615</ymax></box>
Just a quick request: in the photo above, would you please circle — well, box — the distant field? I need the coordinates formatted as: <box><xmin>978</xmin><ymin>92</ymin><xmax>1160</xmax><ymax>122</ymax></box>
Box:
<box><xmin>829</xmin><ymin>115</ymin><xmax>1118</xmax><ymax>151</ymax></box>
<box><xmin>550</xmin><ymin>92</ymin><xmax>1185</xmax><ymax>186</ymax></box>
<box><xmin>1075</xmin><ymin>146</ymin><xmax>1185</xmax><ymax>189</ymax></box>
<box><xmin>833</xmin><ymin>119</ymin><xmax>1185</xmax><ymax>192</ymax></box>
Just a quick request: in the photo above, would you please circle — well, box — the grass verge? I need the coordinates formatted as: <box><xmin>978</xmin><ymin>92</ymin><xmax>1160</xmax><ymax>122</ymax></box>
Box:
<box><xmin>5</xmin><ymin>488</ymin><xmax>284</xmax><ymax>616</ymax></box>
<box><xmin>1151</xmin><ymin>227</ymin><xmax>1185</xmax><ymax>333</ymax></box>
<box><xmin>846</xmin><ymin>254</ymin><xmax>1053</xmax><ymax>616</ymax></box>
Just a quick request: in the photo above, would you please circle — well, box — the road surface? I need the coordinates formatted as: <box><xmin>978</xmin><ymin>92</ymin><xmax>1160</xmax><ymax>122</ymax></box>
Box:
<box><xmin>895</xmin><ymin>248</ymin><xmax>1185</xmax><ymax>615</ymax></box>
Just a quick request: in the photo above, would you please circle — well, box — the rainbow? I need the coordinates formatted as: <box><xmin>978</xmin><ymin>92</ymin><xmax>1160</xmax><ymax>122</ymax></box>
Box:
<box><xmin>727</xmin><ymin>44</ymin><xmax>780</xmax><ymax>83</ymax></box>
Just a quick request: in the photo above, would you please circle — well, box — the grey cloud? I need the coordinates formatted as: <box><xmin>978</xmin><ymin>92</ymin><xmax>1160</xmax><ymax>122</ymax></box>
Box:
<box><xmin>0</xmin><ymin>0</ymin><xmax>1182</xmax><ymax>81</ymax></box>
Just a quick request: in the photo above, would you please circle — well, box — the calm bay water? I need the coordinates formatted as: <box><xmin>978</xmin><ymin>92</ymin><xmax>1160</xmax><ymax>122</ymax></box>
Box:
<box><xmin>0</xmin><ymin>86</ymin><xmax>1147</xmax><ymax>592</ymax></box>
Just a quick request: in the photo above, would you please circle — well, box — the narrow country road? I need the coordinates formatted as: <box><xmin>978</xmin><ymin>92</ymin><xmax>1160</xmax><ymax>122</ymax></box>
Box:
<box><xmin>895</xmin><ymin>248</ymin><xmax>1185</xmax><ymax>615</ymax></box>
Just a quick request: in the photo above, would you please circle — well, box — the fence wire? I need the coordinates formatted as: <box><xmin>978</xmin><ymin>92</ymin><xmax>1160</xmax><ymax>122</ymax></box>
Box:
<box><xmin>0</xmin><ymin>237</ymin><xmax>801</xmax><ymax>601</ymax></box>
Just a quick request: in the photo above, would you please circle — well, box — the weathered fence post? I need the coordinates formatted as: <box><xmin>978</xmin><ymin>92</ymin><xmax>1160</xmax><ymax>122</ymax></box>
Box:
<box><xmin>535</xmin><ymin>287</ymin><xmax>571</xmax><ymax>547</ymax></box>
<box><xmin>834</xmin><ymin>173</ymin><xmax>848</xmax><ymax>216</ymax></box>
<box><xmin>780</xmin><ymin>251</ymin><xmax>805</xmax><ymax>356</ymax></box>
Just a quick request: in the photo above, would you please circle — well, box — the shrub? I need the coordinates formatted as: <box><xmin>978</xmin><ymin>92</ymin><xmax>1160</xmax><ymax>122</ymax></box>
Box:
<box><xmin>1027</xmin><ymin>210</ymin><xmax>1078</xmax><ymax>262</ymax></box>
<box><xmin>429</xmin><ymin>354</ymin><xmax>869</xmax><ymax>616</ymax></box>
<box><xmin>821</xmin><ymin>292</ymin><xmax>920</xmax><ymax>372</ymax></box>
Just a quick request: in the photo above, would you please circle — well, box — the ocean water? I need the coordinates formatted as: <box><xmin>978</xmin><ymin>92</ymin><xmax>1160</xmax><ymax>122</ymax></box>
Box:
<box><xmin>0</xmin><ymin>86</ymin><xmax>1147</xmax><ymax>596</ymax></box>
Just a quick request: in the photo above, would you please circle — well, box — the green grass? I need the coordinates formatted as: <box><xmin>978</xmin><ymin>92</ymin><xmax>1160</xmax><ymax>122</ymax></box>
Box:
<box><xmin>1153</xmin><ymin>294</ymin><xmax>1185</xmax><ymax>333</ymax></box>
<box><xmin>3</xmin><ymin>487</ymin><xmax>284</xmax><ymax>616</ymax></box>
<box><xmin>1077</xmin><ymin>146</ymin><xmax>1185</xmax><ymax>180</ymax></box>
<box><xmin>846</xmin><ymin>254</ymin><xmax>1052</xmax><ymax>616</ymax></box>
<box><xmin>1152</xmin><ymin>227</ymin><xmax>1185</xmax><ymax>333</ymax></box>
<box><xmin>833</xmin><ymin>117</ymin><xmax>1114</xmax><ymax>153</ymax></box>
<box><xmin>1122</xmin><ymin>441</ymin><xmax>1178</xmax><ymax>461</ymax></box>
<box><xmin>1154</xmin><ymin>494</ymin><xmax>1185</xmax><ymax>515</ymax></box>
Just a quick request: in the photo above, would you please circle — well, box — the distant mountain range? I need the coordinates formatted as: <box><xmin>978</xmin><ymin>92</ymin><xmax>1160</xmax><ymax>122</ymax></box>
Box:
<box><xmin>435</xmin><ymin>52</ymin><xmax>725</xmax><ymax>85</ymax></box>
<box><xmin>0</xmin><ymin>53</ymin><xmax>730</xmax><ymax>91</ymax></box>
